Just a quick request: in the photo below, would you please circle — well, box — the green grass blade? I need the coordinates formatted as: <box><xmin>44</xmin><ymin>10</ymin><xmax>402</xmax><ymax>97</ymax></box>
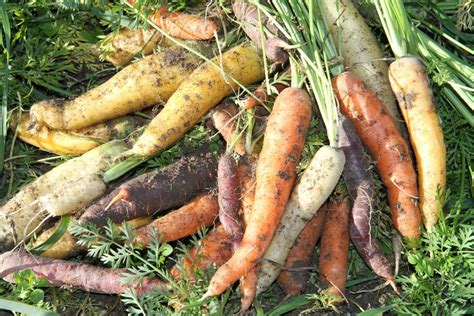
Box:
<box><xmin>103</xmin><ymin>156</ymin><xmax>146</xmax><ymax>183</ymax></box>
<box><xmin>267</xmin><ymin>295</ymin><xmax>311</xmax><ymax>316</ymax></box>
<box><xmin>0</xmin><ymin>0</ymin><xmax>10</xmax><ymax>176</ymax></box>
<box><xmin>30</xmin><ymin>215</ymin><xmax>71</xmax><ymax>256</ymax></box>
<box><xmin>356</xmin><ymin>305</ymin><xmax>395</xmax><ymax>316</ymax></box>
<box><xmin>0</xmin><ymin>298</ymin><xmax>58</xmax><ymax>316</ymax></box>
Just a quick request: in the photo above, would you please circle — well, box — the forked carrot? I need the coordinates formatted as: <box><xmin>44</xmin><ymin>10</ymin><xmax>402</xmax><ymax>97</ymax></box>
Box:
<box><xmin>203</xmin><ymin>87</ymin><xmax>312</xmax><ymax>298</ymax></box>
<box><xmin>133</xmin><ymin>194</ymin><xmax>219</xmax><ymax>247</ymax></box>
<box><xmin>333</xmin><ymin>72</ymin><xmax>421</xmax><ymax>246</ymax></box>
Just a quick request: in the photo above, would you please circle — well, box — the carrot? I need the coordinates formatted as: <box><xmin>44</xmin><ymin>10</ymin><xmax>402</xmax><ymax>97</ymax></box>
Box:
<box><xmin>0</xmin><ymin>141</ymin><xmax>128</xmax><ymax>253</ymax></box>
<box><xmin>30</xmin><ymin>44</ymin><xmax>210</xmax><ymax>130</ymax></box>
<box><xmin>170</xmin><ymin>225</ymin><xmax>233</xmax><ymax>281</ymax></box>
<box><xmin>277</xmin><ymin>206</ymin><xmax>327</xmax><ymax>296</ymax></box>
<box><xmin>0</xmin><ymin>250</ymin><xmax>169</xmax><ymax>295</ymax></box>
<box><xmin>128</xmin><ymin>1</ymin><xmax>219</xmax><ymax>41</ymax></box>
<box><xmin>217</xmin><ymin>153</ymin><xmax>243</xmax><ymax>249</ymax></box>
<box><xmin>243</xmin><ymin>81</ymin><xmax>288</xmax><ymax>110</ymax></box>
<box><xmin>338</xmin><ymin>117</ymin><xmax>396</xmax><ymax>289</ymax></box>
<box><xmin>203</xmin><ymin>87</ymin><xmax>312</xmax><ymax>298</ymax></box>
<box><xmin>320</xmin><ymin>0</ymin><xmax>404</xmax><ymax>130</ymax></box>
<box><xmin>80</xmin><ymin>146</ymin><xmax>218</xmax><ymax>227</ymax></box>
<box><xmin>319</xmin><ymin>198</ymin><xmax>350</xmax><ymax>302</ymax></box>
<box><xmin>232</xmin><ymin>0</ymin><xmax>289</xmax><ymax>63</ymax></box>
<box><xmin>15</xmin><ymin>114</ymin><xmax>139</xmax><ymax>155</ymax></box>
<box><xmin>388</xmin><ymin>57</ymin><xmax>446</xmax><ymax>232</ymax></box>
<box><xmin>333</xmin><ymin>72</ymin><xmax>422</xmax><ymax>246</ymax></box>
<box><xmin>133</xmin><ymin>194</ymin><xmax>219</xmax><ymax>247</ymax></box>
<box><xmin>211</xmin><ymin>101</ymin><xmax>246</xmax><ymax>156</ymax></box>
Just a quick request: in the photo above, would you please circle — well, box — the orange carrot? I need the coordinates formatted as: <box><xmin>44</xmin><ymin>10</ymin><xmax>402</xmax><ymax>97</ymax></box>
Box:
<box><xmin>133</xmin><ymin>194</ymin><xmax>219</xmax><ymax>247</ymax></box>
<box><xmin>319</xmin><ymin>198</ymin><xmax>350</xmax><ymax>302</ymax></box>
<box><xmin>277</xmin><ymin>205</ymin><xmax>327</xmax><ymax>296</ymax></box>
<box><xmin>170</xmin><ymin>225</ymin><xmax>233</xmax><ymax>281</ymax></box>
<box><xmin>333</xmin><ymin>72</ymin><xmax>421</xmax><ymax>246</ymax></box>
<box><xmin>212</xmin><ymin>101</ymin><xmax>246</xmax><ymax>155</ymax></box>
<box><xmin>203</xmin><ymin>87</ymin><xmax>312</xmax><ymax>298</ymax></box>
<box><xmin>128</xmin><ymin>1</ymin><xmax>218</xmax><ymax>40</ymax></box>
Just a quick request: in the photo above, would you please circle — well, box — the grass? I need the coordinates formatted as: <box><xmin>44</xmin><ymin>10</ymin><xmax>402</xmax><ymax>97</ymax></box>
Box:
<box><xmin>0</xmin><ymin>0</ymin><xmax>472</xmax><ymax>315</ymax></box>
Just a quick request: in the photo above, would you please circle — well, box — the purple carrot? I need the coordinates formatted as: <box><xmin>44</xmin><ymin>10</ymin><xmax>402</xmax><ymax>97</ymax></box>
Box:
<box><xmin>0</xmin><ymin>250</ymin><xmax>169</xmax><ymax>295</ymax></box>
<box><xmin>217</xmin><ymin>153</ymin><xmax>243</xmax><ymax>250</ymax></box>
<box><xmin>232</xmin><ymin>0</ymin><xmax>289</xmax><ymax>63</ymax></box>
<box><xmin>338</xmin><ymin>117</ymin><xmax>397</xmax><ymax>292</ymax></box>
<box><xmin>79</xmin><ymin>146</ymin><xmax>218</xmax><ymax>227</ymax></box>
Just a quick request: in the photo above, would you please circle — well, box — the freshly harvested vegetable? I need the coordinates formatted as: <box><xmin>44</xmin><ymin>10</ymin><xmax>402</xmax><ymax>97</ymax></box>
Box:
<box><xmin>128</xmin><ymin>1</ymin><xmax>219</xmax><ymax>40</ymax></box>
<box><xmin>134</xmin><ymin>194</ymin><xmax>219</xmax><ymax>247</ymax></box>
<box><xmin>232</xmin><ymin>0</ymin><xmax>289</xmax><ymax>63</ymax></box>
<box><xmin>388</xmin><ymin>57</ymin><xmax>446</xmax><ymax>232</ymax></box>
<box><xmin>170</xmin><ymin>225</ymin><xmax>233</xmax><ymax>281</ymax></box>
<box><xmin>211</xmin><ymin>101</ymin><xmax>246</xmax><ymax>155</ymax></box>
<box><xmin>277</xmin><ymin>207</ymin><xmax>327</xmax><ymax>296</ymax></box>
<box><xmin>99</xmin><ymin>27</ymin><xmax>172</xmax><ymax>67</ymax></box>
<box><xmin>203</xmin><ymin>87</ymin><xmax>312</xmax><ymax>298</ymax></box>
<box><xmin>0</xmin><ymin>141</ymin><xmax>128</xmax><ymax>253</ymax></box>
<box><xmin>319</xmin><ymin>198</ymin><xmax>350</xmax><ymax>302</ymax></box>
<box><xmin>320</xmin><ymin>0</ymin><xmax>403</xmax><ymax>127</ymax></box>
<box><xmin>15</xmin><ymin>114</ymin><xmax>138</xmax><ymax>155</ymax></box>
<box><xmin>0</xmin><ymin>250</ymin><xmax>168</xmax><ymax>294</ymax></box>
<box><xmin>217</xmin><ymin>153</ymin><xmax>242</xmax><ymax>249</ymax></box>
<box><xmin>243</xmin><ymin>76</ymin><xmax>289</xmax><ymax>109</ymax></box>
<box><xmin>30</xmin><ymin>44</ymin><xmax>211</xmax><ymax>130</ymax></box>
<box><xmin>32</xmin><ymin>217</ymin><xmax>153</xmax><ymax>259</ymax></box>
<box><xmin>80</xmin><ymin>146</ymin><xmax>218</xmax><ymax>227</ymax></box>
<box><xmin>126</xmin><ymin>42</ymin><xmax>265</xmax><ymax>158</ymax></box>
<box><xmin>256</xmin><ymin>146</ymin><xmax>345</xmax><ymax>295</ymax></box>
<box><xmin>334</xmin><ymin>72</ymin><xmax>421</xmax><ymax>246</ymax></box>
<box><xmin>338</xmin><ymin>117</ymin><xmax>395</xmax><ymax>288</ymax></box>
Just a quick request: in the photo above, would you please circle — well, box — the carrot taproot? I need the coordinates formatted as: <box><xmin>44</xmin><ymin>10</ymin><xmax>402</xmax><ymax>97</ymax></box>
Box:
<box><xmin>211</xmin><ymin>101</ymin><xmax>246</xmax><ymax>155</ymax></box>
<box><xmin>333</xmin><ymin>72</ymin><xmax>421</xmax><ymax>246</ymax></box>
<box><xmin>232</xmin><ymin>0</ymin><xmax>289</xmax><ymax>63</ymax></box>
<box><xmin>133</xmin><ymin>194</ymin><xmax>219</xmax><ymax>247</ymax></box>
<box><xmin>0</xmin><ymin>250</ymin><xmax>169</xmax><ymax>295</ymax></box>
<box><xmin>338</xmin><ymin>117</ymin><xmax>396</xmax><ymax>289</ymax></box>
<box><xmin>128</xmin><ymin>1</ymin><xmax>219</xmax><ymax>41</ymax></box>
<box><xmin>277</xmin><ymin>206</ymin><xmax>327</xmax><ymax>296</ymax></box>
<box><xmin>243</xmin><ymin>81</ymin><xmax>288</xmax><ymax>110</ymax></box>
<box><xmin>30</xmin><ymin>44</ymin><xmax>210</xmax><ymax>130</ymax></box>
<box><xmin>319</xmin><ymin>198</ymin><xmax>350</xmax><ymax>302</ymax></box>
<box><xmin>203</xmin><ymin>87</ymin><xmax>312</xmax><ymax>298</ymax></box>
<box><xmin>80</xmin><ymin>146</ymin><xmax>218</xmax><ymax>227</ymax></box>
<box><xmin>217</xmin><ymin>153</ymin><xmax>243</xmax><ymax>249</ymax></box>
<box><xmin>388</xmin><ymin>57</ymin><xmax>446</xmax><ymax>232</ymax></box>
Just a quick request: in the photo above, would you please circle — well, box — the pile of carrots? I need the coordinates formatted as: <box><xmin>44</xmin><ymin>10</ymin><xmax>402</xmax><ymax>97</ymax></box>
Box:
<box><xmin>0</xmin><ymin>0</ymin><xmax>448</xmax><ymax>313</ymax></box>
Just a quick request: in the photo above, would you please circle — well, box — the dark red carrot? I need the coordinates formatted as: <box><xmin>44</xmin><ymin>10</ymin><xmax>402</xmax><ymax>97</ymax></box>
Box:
<box><xmin>338</xmin><ymin>117</ymin><xmax>396</xmax><ymax>291</ymax></box>
<box><xmin>319</xmin><ymin>198</ymin><xmax>350</xmax><ymax>302</ymax></box>
<box><xmin>133</xmin><ymin>194</ymin><xmax>219</xmax><ymax>247</ymax></box>
<box><xmin>277</xmin><ymin>206</ymin><xmax>327</xmax><ymax>296</ymax></box>
<box><xmin>0</xmin><ymin>250</ymin><xmax>169</xmax><ymax>295</ymax></box>
<box><xmin>232</xmin><ymin>0</ymin><xmax>289</xmax><ymax>63</ymax></box>
<box><xmin>79</xmin><ymin>146</ymin><xmax>218</xmax><ymax>227</ymax></box>
<box><xmin>218</xmin><ymin>153</ymin><xmax>243</xmax><ymax>250</ymax></box>
<box><xmin>212</xmin><ymin>101</ymin><xmax>246</xmax><ymax>156</ymax></box>
<box><xmin>333</xmin><ymin>72</ymin><xmax>421</xmax><ymax>246</ymax></box>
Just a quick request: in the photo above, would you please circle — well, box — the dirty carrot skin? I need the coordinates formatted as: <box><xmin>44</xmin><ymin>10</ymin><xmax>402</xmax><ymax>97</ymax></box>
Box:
<box><xmin>243</xmin><ymin>68</ymin><xmax>290</xmax><ymax>109</ymax></box>
<box><xmin>338</xmin><ymin>117</ymin><xmax>395</xmax><ymax>288</ymax></box>
<box><xmin>277</xmin><ymin>206</ymin><xmax>327</xmax><ymax>296</ymax></box>
<box><xmin>0</xmin><ymin>250</ymin><xmax>169</xmax><ymax>295</ymax></box>
<box><xmin>212</xmin><ymin>101</ymin><xmax>246</xmax><ymax>155</ymax></box>
<box><xmin>319</xmin><ymin>198</ymin><xmax>350</xmax><ymax>302</ymax></box>
<box><xmin>388</xmin><ymin>57</ymin><xmax>446</xmax><ymax>232</ymax></box>
<box><xmin>128</xmin><ymin>1</ymin><xmax>219</xmax><ymax>41</ymax></box>
<box><xmin>133</xmin><ymin>194</ymin><xmax>219</xmax><ymax>247</ymax></box>
<box><xmin>333</xmin><ymin>72</ymin><xmax>421</xmax><ymax>246</ymax></box>
<box><xmin>203</xmin><ymin>87</ymin><xmax>312</xmax><ymax>298</ymax></box>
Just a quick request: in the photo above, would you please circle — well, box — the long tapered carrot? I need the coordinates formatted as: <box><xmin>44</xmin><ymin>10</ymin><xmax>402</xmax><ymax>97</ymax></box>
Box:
<box><xmin>319</xmin><ymin>198</ymin><xmax>350</xmax><ymax>302</ymax></box>
<box><xmin>203</xmin><ymin>87</ymin><xmax>312</xmax><ymax>298</ymax></box>
<box><xmin>333</xmin><ymin>72</ymin><xmax>421</xmax><ymax>246</ymax></box>
<box><xmin>277</xmin><ymin>206</ymin><xmax>327</xmax><ymax>296</ymax></box>
<box><xmin>128</xmin><ymin>1</ymin><xmax>218</xmax><ymax>40</ymax></box>
<box><xmin>211</xmin><ymin>101</ymin><xmax>246</xmax><ymax>155</ymax></box>
<box><xmin>133</xmin><ymin>194</ymin><xmax>219</xmax><ymax>247</ymax></box>
<box><xmin>388</xmin><ymin>57</ymin><xmax>446</xmax><ymax>232</ymax></box>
